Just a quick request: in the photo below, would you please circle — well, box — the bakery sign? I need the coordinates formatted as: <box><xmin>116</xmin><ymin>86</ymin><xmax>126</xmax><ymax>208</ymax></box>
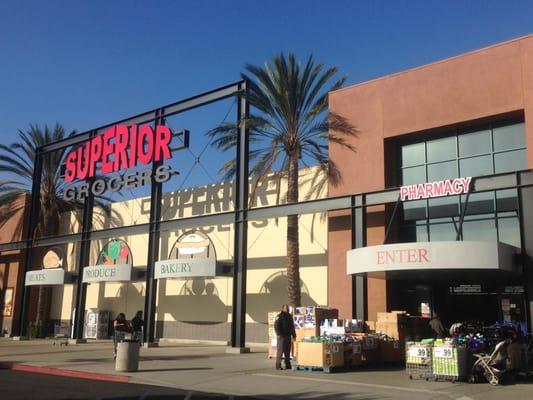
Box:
<box><xmin>155</xmin><ymin>231</ymin><xmax>216</xmax><ymax>279</ymax></box>
<box><xmin>400</xmin><ymin>177</ymin><xmax>471</xmax><ymax>201</ymax></box>
<box><xmin>83</xmin><ymin>239</ymin><xmax>133</xmax><ymax>283</ymax></box>
<box><xmin>25</xmin><ymin>249</ymin><xmax>66</xmax><ymax>286</ymax></box>
<box><xmin>63</xmin><ymin>124</ymin><xmax>186</xmax><ymax>201</ymax></box>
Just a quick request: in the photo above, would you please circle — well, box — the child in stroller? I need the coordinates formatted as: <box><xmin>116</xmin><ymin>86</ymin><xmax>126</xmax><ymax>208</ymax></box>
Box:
<box><xmin>470</xmin><ymin>337</ymin><xmax>513</xmax><ymax>385</ymax></box>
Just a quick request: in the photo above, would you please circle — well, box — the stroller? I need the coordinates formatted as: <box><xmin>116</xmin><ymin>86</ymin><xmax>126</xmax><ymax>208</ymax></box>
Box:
<box><xmin>470</xmin><ymin>339</ymin><xmax>512</xmax><ymax>385</ymax></box>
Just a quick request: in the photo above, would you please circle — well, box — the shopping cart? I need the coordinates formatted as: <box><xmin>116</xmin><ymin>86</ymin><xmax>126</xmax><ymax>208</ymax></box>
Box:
<box><xmin>406</xmin><ymin>342</ymin><xmax>433</xmax><ymax>380</ymax></box>
<box><xmin>432</xmin><ymin>341</ymin><xmax>468</xmax><ymax>382</ymax></box>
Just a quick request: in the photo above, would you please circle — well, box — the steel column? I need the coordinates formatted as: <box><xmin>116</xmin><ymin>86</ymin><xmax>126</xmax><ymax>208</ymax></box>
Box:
<box><xmin>144</xmin><ymin>111</ymin><xmax>164</xmax><ymax>344</ymax></box>
<box><xmin>231</xmin><ymin>81</ymin><xmax>249</xmax><ymax>348</ymax></box>
<box><xmin>351</xmin><ymin>195</ymin><xmax>367</xmax><ymax>320</ymax></box>
<box><xmin>518</xmin><ymin>170</ymin><xmax>533</xmax><ymax>334</ymax></box>
<box><xmin>16</xmin><ymin>150</ymin><xmax>43</xmax><ymax>336</ymax></box>
<box><xmin>73</xmin><ymin>173</ymin><xmax>95</xmax><ymax>339</ymax></box>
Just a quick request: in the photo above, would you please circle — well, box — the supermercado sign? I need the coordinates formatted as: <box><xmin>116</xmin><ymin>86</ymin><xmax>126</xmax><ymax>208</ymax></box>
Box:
<box><xmin>82</xmin><ymin>264</ymin><xmax>132</xmax><ymax>283</ymax></box>
<box><xmin>400</xmin><ymin>177</ymin><xmax>472</xmax><ymax>201</ymax></box>
<box><xmin>154</xmin><ymin>258</ymin><xmax>216</xmax><ymax>279</ymax></box>
<box><xmin>63</xmin><ymin>124</ymin><xmax>176</xmax><ymax>201</ymax></box>
<box><xmin>346</xmin><ymin>241</ymin><xmax>516</xmax><ymax>275</ymax></box>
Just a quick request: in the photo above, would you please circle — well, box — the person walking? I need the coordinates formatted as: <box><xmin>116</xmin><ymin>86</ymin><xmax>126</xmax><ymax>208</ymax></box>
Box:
<box><xmin>113</xmin><ymin>313</ymin><xmax>130</xmax><ymax>359</ymax></box>
<box><xmin>429</xmin><ymin>312</ymin><xmax>446</xmax><ymax>339</ymax></box>
<box><xmin>131</xmin><ymin>310</ymin><xmax>144</xmax><ymax>346</ymax></box>
<box><xmin>274</xmin><ymin>304</ymin><xmax>296</xmax><ymax>370</ymax></box>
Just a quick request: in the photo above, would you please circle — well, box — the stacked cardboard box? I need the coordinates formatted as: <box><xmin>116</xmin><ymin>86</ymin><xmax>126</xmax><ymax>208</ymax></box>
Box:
<box><xmin>375</xmin><ymin>311</ymin><xmax>411</xmax><ymax>341</ymax></box>
<box><xmin>380</xmin><ymin>339</ymin><xmax>404</xmax><ymax>363</ymax></box>
<box><xmin>320</xmin><ymin>319</ymin><xmax>365</xmax><ymax>336</ymax></box>
<box><xmin>350</xmin><ymin>339</ymin><xmax>364</xmax><ymax>366</ymax></box>
<box><xmin>296</xmin><ymin>341</ymin><xmax>344</xmax><ymax>369</ymax></box>
<box><xmin>293</xmin><ymin>306</ymin><xmax>338</xmax><ymax>357</ymax></box>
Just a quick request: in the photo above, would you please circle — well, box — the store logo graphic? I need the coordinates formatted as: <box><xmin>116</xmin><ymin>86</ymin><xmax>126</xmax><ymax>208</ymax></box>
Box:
<box><xmin>155</xmin><ymin>231</ymin><xmax>217</xmax><ymax>279</ymax></box>
<box><xmin>62</xmin><ymin>124</ymin><xmax>188</xmax><ymax>201</ymax></box>
<box><xmin>83</xmin><ymin>239</ymin><xmax>133</xmax><ymax>283</ymax></box>
<box><xmin>25</xmin><ymin>248</ymin><xmax>66</xmax><ymax>286</ymax></box>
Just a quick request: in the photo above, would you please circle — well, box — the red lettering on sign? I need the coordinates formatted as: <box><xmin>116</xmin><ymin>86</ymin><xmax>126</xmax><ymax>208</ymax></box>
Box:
<box><xmin>64</xmin><ymin>124</ymin><xmax>173</xmax><ymax>182</ymax></box>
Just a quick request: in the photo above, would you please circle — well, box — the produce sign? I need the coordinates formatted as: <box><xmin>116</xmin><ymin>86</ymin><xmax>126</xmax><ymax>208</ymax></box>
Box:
<box><xmin>83</xmin><ymin>239</ymin><xmax>133</xmax><ymax>283</ymax></box>
<box><xmin>63</xmin><ymin>124</ymin><xmax>182</xmax><ymax>200</ymax></box>
<box><xmin>400</xmin><ymin>177</ymin><xmax>471</xmax><ymax>201</ymax></box>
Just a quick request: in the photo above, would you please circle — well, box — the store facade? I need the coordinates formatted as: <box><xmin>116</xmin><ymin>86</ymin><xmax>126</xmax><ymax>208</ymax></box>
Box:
<box><xmin>2</xmin><ymin>35</ymin><xmax>533</xmax><ymax>343</ymax></box>
<box><xmin>328</xmin><ymin>34</ymin><xmax>533</xmax><ymax>333</ymax></box>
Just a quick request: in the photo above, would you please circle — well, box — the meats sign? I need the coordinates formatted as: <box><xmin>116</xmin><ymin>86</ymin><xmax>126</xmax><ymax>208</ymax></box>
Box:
<box><xmin>400</xmin><ymin>177</ymin><xmax>472</xmax><ymax>201</ymax></box>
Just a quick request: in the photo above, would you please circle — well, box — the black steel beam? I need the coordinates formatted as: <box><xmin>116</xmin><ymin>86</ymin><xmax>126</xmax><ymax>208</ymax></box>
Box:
<box><xmin>231</xmin><ymin>81</ymin><xmax>249</xmax><ymax>348</ymax></box>
<box><xmin>351</xmin><ymin>195</ymin><xmax>367</xmax><ymax>320</ymax></box>
<box><xmin>518</xmin><ymin>170</ymin><xmax>533</xmax><ymax>334</ymax></box>
<box><xmin>144</xmin><ymin>112</ymin><xmax>164</xmax><ymax>344</ymax></box>
<box><xmin>0</xmin><ymin>240</ymin><xmax>27</xmax><ymax>252</ymax></box>
<box><xmin>40</xmin><ymin>81</ymin><xmax>243</xmax><ymax>154</ymax></box>
<box><xmin>16</xmin><ymin>150</ymin><xmax>43</xmax><ymax>336</ymax></box>
<box><xmin>247</xmin><ymin>196</ymin><xmax>351</xmax><ymax>221</ymax></box>
<box><xmin>73</xmin><ymin>132</ymin><xmax>97</xmax><ymax>340</ymax></box>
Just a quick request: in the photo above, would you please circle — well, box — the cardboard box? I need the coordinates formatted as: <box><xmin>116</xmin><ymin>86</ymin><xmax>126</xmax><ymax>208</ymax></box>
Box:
<box><xmin>294</xmin><ymin>327</ymin><xmax>318</xmax><ymax>357</ymax></box>
<box><xmin>351</xmin><ymin>340</ymin><xmax>365</xmax><ymax>366</ymax></box>
<box><xmin>365</xmin><ymin>321</ymin><xmax>376</xmax><ymax>332</ymax></box>
<box><xmin>296</xmin><ymin>342</ymin><xmax>344</xmax><ymax>368</ymax></box>
<box><xmin>380</xmin><ymin>340</ymin><xmax>404</xmax><ymax>363</ymax></box>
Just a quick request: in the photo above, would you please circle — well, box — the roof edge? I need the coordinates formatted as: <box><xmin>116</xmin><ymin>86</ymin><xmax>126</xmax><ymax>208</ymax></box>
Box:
<box><xmin>330</xmin><ymin>33</ymin><xmax>533</xmax><ymax>95</ymax></box>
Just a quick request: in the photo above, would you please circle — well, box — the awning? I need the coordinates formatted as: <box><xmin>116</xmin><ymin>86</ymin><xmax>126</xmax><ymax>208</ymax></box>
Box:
<box><xmin>346</xmin><ymin>241</ymin><xmax>519</xmax><ymax>275</ymax></box>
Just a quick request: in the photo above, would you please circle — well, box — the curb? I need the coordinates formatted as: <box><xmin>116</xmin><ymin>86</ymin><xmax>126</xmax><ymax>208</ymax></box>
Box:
<box><xmin>0</xmin><ymin>362</ymin><xmax>129</xmax><ymax>383</ymax></box>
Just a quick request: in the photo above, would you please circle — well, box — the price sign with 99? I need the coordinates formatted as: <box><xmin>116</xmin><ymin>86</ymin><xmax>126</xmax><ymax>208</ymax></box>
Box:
<box><xmin>409</xmin><ymin>346</ymin><xmax>428</xmax><ymax>358</ymax></box>
<box><xmin>435</xmin><ymin>346</ymin><xmax>453</xmax><ymax>358</ymax></box>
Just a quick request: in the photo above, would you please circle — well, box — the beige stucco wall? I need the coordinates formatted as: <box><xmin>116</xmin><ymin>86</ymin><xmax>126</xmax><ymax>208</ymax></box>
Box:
<box><xmin>49</xmin><ymin>166</ymin><xmax>329</xmax><ymax>332</ymax></box>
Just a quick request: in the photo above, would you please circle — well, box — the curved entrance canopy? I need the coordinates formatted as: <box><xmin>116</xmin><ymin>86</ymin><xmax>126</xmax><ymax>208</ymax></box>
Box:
<box><xmin>346</xmin><ymin>241</ymin><xmax>519</xmax><ymax>275</ymax></box>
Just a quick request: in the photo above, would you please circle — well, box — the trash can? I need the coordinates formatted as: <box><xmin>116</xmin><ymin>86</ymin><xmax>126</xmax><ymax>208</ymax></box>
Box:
<box><xmin>115</xmin><ymin>339</ymin><xmax>140</xmax><ymax>372</ymax></box>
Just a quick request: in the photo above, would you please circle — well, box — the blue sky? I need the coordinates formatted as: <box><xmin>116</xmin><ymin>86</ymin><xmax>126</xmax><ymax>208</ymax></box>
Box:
<box><xmin>1</xmin><ymin>0</ymin><xmax>532</xmax><ymax>190</ymax></box>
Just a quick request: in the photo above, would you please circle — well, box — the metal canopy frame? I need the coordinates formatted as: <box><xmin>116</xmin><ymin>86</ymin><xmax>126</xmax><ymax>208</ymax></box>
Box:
<box><xmin>6</xmin><ymin>78</ymin><xmax>533</xmax><ymax>341</ymax></box>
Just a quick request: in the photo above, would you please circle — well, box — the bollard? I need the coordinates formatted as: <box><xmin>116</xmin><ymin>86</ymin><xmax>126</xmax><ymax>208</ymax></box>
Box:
<box><xmin>115</xmin><ymin>339</ymin><xmax>140</xmax><ymax>372</ymax></box>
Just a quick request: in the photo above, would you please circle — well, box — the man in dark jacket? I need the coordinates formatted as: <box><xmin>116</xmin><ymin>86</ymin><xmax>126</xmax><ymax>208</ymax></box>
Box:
<box><xmin>274</xmin><ymin>304</ymin><xmax>296</xmax><ymax>370</ymax></box>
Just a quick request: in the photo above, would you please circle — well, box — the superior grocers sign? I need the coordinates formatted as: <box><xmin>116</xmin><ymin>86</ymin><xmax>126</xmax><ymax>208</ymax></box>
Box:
<box><xmin>63</xmin><ymin>124</ymin><xmax>179</xmax><ymax>200</ymax></box>
<box><xmin>400</xmin><ymin>177</ymin><xmax>472</xmax><ymax>201</ymax></box>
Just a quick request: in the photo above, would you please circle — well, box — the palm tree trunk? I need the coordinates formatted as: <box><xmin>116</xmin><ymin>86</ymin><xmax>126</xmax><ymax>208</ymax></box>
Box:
<box><xmin>286</xmin><ymin>153</ymin><xmax>301</xmax><ymax>307</ymax></box>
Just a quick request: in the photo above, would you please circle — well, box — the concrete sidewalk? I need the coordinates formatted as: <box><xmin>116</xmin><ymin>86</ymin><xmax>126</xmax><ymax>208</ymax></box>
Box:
<box><xmin>0</xmin><ymin>338</ymin><xmax>531</xmax><ymax>399</ymax></box>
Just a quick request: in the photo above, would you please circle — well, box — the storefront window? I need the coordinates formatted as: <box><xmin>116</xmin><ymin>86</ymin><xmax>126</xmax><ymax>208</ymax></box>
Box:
<box><xmin>459</xmin><ymin>155</ymin><xmax>492</xmax><ymax>177</ymax></box>
<box><xmin>399</xmin><ymin>120</ymin><xmax>525</xmax><ymax>246</ymax></box>
<box><xmin>401</xmin><ymin>142</ymin><xmax>425</xmax><ymax>167</ymax></box>
<box><xmin>458</xmin><ymin>128</ymin><xmax>491</xmax><ymax>157</ymax></box>
<box><xmin>493</xmin><ymin>122</ymin><xmax>525</xmax><ymax>151</ymax></box>
<box><xmin>494</xmin><ymin>150</ymin><xmax>527</xmax><ymax>173</ymax></box>
<box><xmin>427</xmin><ymin>136</ymin><xmax>456</xmax><ymax>163</ymax></box>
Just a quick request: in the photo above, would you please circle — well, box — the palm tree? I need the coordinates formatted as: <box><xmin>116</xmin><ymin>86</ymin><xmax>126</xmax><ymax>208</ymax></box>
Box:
<box><xmin>0</xmin><ymin>124</ymin><xmax>118</xmax><ymax>331</ymax></box>
<box><xmin>208</xmin><ymin>54</ymin><xmax>356</xmax><ymax>307</ymax></box>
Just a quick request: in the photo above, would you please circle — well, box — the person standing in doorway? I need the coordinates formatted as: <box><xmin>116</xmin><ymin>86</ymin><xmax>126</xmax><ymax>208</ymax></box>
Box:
<box><xmin>131</xmin><ymin>310</ymin><xmax>144</xmax><ymax>346</ymax></box>
<box><xmin>429</xmin><ymin>312</ymin><xmax>446</xmax><ymax>339</ymax></box>
<box><xmin>274</xmin><ymin>304</ymin><xmax>296</xmax><ymax>370</ymax></box>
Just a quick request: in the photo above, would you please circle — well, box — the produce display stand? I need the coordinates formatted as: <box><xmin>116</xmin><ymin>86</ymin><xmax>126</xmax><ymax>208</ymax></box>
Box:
<box><xmin>406</xmin><ymin>341</ymin><xmax>433</xmax><ymax>380</ymax></box>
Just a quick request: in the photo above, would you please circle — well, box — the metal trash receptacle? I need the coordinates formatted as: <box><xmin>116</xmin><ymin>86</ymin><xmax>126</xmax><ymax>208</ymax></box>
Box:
<box><xmin>115</xmin><ymin>339</ymin><xmax>140</xmax><ymax>372</ymax></box>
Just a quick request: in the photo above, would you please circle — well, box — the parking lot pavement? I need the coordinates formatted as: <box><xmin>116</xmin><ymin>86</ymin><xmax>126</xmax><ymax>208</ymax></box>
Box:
<box><xmin>0</xmin><ymin>370</ymin><xmax>261</xmax><ymax>400</ymax></box>
<box><xmin>1</xmin><ymin>339</ymin><xmax>532</xmax><ymax>400</ymax></box>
